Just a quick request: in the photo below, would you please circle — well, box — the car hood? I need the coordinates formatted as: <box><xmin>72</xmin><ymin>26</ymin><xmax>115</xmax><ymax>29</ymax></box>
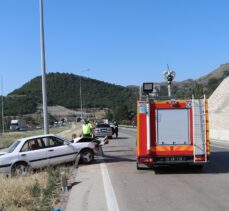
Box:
<box><xmin>0</xmin><ymin>149</ymin><xmax>7</xmax><ymax>156</ymax></box>
<box><xmin>0</xmin><ymin>152</ymin><xmax>7</xmax><ymax>156</ymax></box>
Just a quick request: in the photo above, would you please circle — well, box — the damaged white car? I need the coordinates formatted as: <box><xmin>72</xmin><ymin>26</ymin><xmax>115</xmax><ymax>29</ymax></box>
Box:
<box><xmin>0</xmin><ymin>134</ymin><xmax>98</xmax><ymax>175</ymax></box>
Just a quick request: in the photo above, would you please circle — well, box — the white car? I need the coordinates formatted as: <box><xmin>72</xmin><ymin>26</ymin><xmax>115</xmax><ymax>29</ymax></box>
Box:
<box><xmin>93</xmin><ymin>123</ymin><xmax>113</xmax><ymax>138</ymax></box>
<box><xmin>0</xmin><ymin>134</ymin><xmax>98</xmax><ymax>175</ymax></box>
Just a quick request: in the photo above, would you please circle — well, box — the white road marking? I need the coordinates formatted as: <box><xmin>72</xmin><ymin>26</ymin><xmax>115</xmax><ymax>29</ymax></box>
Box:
<box><xmin>100</xmin><ymin>163</ymin><xmax>120</xmax><ymax>211</ymax></box>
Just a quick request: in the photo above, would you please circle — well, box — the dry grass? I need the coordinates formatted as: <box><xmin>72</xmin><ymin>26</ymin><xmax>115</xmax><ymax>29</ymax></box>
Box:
<box><xmin>0</xmin><ymin>124</ymin><xmax>72</xmax><ymax>149</ymax></box>
<box><xmin>63</xmin><ymin>124</ymin><xmax>82</xmax><ymax>140</ymax></box>
<box><xmin>0</xmin><ymin>172</ymin><xmax>48</xmax><ymax>211</ymax></box>
<box><xmin>0</xmin><ymin>123</ymin><xmax>82</xmax><ymax>210</ymax></box>
<box><xmin>0</xmin><ymin>168</ymin><xmax>68</xmax><ymax>210</ymax></box>
<box><xmin>93</xmin><ymin>108</ymin><xmax>107</xmax><ymax>119</ymax></box>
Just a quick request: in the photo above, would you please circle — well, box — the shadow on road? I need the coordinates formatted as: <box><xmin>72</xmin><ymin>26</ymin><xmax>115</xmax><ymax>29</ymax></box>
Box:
<box><xmin>91</xmin><ymin>135</ymin><xmax>229</xmax><ymax>175</ymax></box>
<box><xmin>68</xmin><ymin>181</ymin><xmax>81</xmax><ymax>190</ymax></box>
<box><xmin>104</xmin><ymin>145</ymin><xmax>131</xmax><ymax>148</ymax></box>
<box><xmin>204</xmin><ymin>150</ymin><xmax>229</xmax><ymax>174</ymax></box>
<box><xmin>145</xmin><ymin>151</ymin><xmax>229</xmax><ymax>174</ymax></box>
<box><xmin>103</xmin><ymin>149</ymin><xmax>133</xmax><ymax>153</ymax></box>
<box><xmin>115</xmin><ymin>137</ymin><xmax>129</xmax><ymax>140</ymax></box>
<box><xmin>101</xmin><ymin>154</ymin><xmax>136</xmax><ymax>163</ymax></box>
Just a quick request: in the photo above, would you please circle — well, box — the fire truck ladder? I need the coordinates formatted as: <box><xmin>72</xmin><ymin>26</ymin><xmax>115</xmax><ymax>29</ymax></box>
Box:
<box><xmin>192</xmin><ymin>96</ymin><xmax>207</xmax><ymax>163</ymax></box>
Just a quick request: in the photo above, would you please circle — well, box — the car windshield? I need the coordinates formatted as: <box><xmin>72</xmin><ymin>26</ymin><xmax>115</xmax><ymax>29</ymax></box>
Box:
<box><xmin>96</xmin><ymin>124</ymin><xmax>110</xmax><ymax>128</ymax></box>
<box><xmin>7</xmin><ymin>140</ymin><xmax>21</xmax><ymax>153</ymax></box>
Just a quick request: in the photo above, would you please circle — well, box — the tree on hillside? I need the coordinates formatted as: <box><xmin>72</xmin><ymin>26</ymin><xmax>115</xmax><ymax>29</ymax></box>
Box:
<box><xmin>206</xmin><ymin>77</ymin><xmax>221</xmax><ymax>97</ymax></box>
<box><xmin>106</xmin><ymin>110</ymin><xmax>113</xmax><ymax>121</ymax></box>
<box><xmin>9</xmin><ymin>73</ymin><xmax>137</xmax><ymax>111</ymax></box>
<box><xmin>113</xmin><ymin>105</ymin><xmax>128</xmax><ymax>121</ymax></box>
<box><xmin>192</xmin><ymin>82</ymin><xmax>204</xmax><ymax>98</ymax></box>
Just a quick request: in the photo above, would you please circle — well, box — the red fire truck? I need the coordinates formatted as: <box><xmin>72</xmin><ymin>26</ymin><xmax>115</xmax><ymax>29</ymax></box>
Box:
<box><xmin>136</xmin><ymin>83</ymin><xmax>210</xmax><ymax>169</ymax></box>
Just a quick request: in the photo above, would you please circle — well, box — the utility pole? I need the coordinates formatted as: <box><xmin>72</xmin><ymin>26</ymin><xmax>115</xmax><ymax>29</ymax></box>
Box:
<box><xmin>1</xmin><ymin>77</ymin><xmax>4</xmax><ymax>134</ymax></box>
<box><xmin>79</xmin><ymin>69</ymin><xmax>90</xmax><ymax>119</ymax></box>
<box><xmin>139</xmin><ymin>85</ymin><xmax>142</xmax><ymax>100</ymax></box>
<box><xmin>40</xmin><ymin>0</ymin><xmax>49</xmax><ymax>134</ymax></box>
<box><xmin>79</xmin><ymin>76</ymin><xmax>83</xmax><ymax>119</ymax></box>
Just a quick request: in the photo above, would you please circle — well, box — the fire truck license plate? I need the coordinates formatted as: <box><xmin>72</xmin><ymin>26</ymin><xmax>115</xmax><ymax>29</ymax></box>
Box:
<box><xmin>166</xmin><ymin>157</ymin><xmax>184</xmax><ymax>161</ymax></box>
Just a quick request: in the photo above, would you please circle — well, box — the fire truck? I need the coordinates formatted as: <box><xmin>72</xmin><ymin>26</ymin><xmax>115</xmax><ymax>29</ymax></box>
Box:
<box><xmin>136</xmin><ymin>82</ymin><xmax>210</xmax><ymax>169</ymax></box>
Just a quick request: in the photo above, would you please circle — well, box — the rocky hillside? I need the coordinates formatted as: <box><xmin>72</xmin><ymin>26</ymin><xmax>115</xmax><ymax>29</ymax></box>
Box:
<box><xmin>129</xmin><ymin>63</ymin><xmax>229</xmax><ymax>98</ymax></box>
<box><xmin>209</xmin><ymin>76</ymin><xmax>229</xmax><ymax>140</ymax></box>
<box><xmin>197</xmin><ymin>63</ymin><xmax>229</xmax><ymax>85</ymax></box>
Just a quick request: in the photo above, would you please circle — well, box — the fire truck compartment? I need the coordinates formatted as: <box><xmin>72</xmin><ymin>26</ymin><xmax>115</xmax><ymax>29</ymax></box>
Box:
<box><xmin>156</xmin><ymin>109</ymin><xmax>190</xmax><ymax>145</ymax></box>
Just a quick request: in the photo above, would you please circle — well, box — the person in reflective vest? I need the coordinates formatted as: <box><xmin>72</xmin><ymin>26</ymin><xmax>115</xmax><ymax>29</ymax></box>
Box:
<box><xmin>82</xmin><ymin>119</ymin><xmax>92</xmax><ymax>137</ymax></box>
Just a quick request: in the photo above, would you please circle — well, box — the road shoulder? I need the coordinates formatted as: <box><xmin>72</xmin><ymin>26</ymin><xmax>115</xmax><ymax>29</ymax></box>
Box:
<box><xmin>65</xmin><ymin>162</ymin><xmax>107</xmax><ymax>211</ymax></box>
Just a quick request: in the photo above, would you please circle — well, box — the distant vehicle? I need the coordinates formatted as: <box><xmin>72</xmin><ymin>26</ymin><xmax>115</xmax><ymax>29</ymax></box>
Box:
<box><xmin>103</xmin><ymin>119</ymin><xmax>109</xmax><ymax>124</ymax></box>
<box><xmin>54</xmin><ymin>121</ymin><xmax>64</xmax><ymax>127</ymax></box>
<box><xmin>10</xmin><ymin>120</ymin><xmax>27</xmax><ymax>131</ymax></box>
<box><xmin>0</xmin><ymin>134</ymin><xmax>98</xmax><ymax>176</ymax></box>
<box><xmin>93</xmin><ymin>123</ymin><xmax>113</xmax><ymax>139</ymax></box>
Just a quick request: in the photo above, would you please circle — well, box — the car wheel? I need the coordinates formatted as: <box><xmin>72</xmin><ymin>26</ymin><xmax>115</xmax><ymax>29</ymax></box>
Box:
<box><xmin>80</xmin><ymin>149</ymin><xmax>94</xmax><ymax>164</ymax></box>
<box><xmin>12</xmin><ymin>162</ymin><xmax>30</xmax><ymax>176</ymax></box>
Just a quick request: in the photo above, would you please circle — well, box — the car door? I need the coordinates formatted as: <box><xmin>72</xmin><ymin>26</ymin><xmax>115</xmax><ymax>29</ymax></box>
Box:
<box><xmin>19</xmin><ymin>138</ymin><xmax>48</xmax><ymax>168</ymax></box>
<box><xmin>45</xmin><ymin>136</ymin><xmax>76</xmax><ymax>165</ymax></box>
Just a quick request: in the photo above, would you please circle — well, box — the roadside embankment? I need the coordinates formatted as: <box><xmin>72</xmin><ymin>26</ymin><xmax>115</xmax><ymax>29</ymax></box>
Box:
<box><xmin>209</xmin><ymin>77</ymin><xmax>229</xmax><ymax>142</ymax></box>
<box><xmin>57</xmin><ymin>122</ymin><xmax>81</xmax><ymax>138</ymax></box>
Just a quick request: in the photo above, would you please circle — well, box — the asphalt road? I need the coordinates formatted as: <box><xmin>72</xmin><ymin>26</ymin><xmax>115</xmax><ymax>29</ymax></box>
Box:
<box><xmin>66</xmin><ymin>128</ymin><xmax>229</xmax><ymax>211</ymax></box>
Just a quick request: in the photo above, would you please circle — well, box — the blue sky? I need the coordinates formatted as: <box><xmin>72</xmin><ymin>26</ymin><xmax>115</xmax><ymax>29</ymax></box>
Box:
<box><xmin>1</xmin><ymin>0</ymin><xmax>229</xmax><ymax>95</ymax></box>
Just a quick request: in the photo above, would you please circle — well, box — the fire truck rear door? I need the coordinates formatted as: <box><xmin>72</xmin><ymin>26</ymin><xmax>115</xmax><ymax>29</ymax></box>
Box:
<box><xmin>156</xmin><ymin>109</ymin><xmax>190</xmax><ymax>145</ymax></box>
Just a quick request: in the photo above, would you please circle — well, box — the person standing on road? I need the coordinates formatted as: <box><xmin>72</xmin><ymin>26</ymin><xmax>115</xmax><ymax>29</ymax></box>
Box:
<box><xmin>114</xmin><ymin>121</ymin><xmax>119</xmax><ymax>138</ymax></box>
<box><xmin>82</xmin><ymin>119</ymin><xmax>92</xmax><ymax>137</ymax></box>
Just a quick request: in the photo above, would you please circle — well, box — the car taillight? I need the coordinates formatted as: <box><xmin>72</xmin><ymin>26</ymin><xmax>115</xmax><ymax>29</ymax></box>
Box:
<box><xmin>139</xmin><ymin>157</ymin><xmax>153</xmax><ymax>163</ymax></box>
<box><xmin>195</xmin><ymin>155</ymin><xmax>205</xmax><ymax>161</ymax></box>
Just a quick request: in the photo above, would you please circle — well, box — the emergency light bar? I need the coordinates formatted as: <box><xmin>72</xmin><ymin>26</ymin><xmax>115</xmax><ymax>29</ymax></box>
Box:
<box><xmin>143</xmin><ymin>82</ymin><xmax>154</xmax><ymax>94</ymax></box>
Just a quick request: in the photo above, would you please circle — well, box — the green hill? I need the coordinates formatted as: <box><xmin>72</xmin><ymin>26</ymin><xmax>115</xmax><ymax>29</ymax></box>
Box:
<box><xmin>1</xmin><ymin>63</ymin><xmax>229</xmax><ymax>127</ymax></box>
<box><xmin>5</xmin><ymin>72</ymin><xmax>137</xmax><ymax>116</ymax></box>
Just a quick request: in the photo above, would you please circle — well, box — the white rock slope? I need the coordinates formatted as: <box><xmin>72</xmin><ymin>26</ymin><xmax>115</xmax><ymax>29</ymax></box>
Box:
<box><xmin>209</xmin><ymin>77</ymin><xmax>229</xmax><ymax>141</ymax></box>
